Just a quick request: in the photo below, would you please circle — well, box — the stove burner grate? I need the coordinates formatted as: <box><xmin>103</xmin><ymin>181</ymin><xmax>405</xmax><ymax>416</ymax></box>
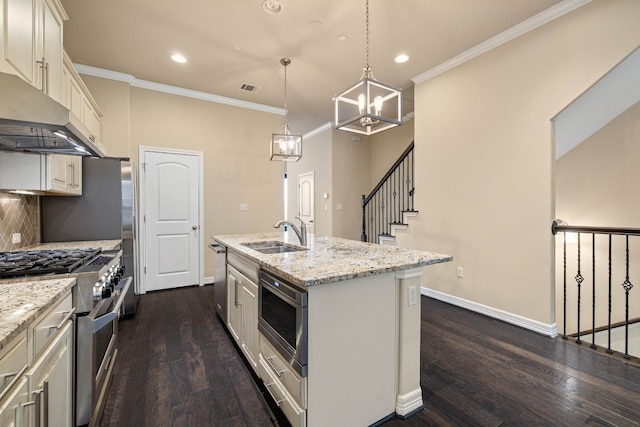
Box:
<box><xmin>0</xmin><ymin>248</ymin><xmax>101</xmax><ymax>278</ymax></box>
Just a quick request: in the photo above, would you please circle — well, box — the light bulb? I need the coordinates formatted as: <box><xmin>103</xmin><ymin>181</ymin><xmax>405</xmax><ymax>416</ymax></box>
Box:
<box><xmin>374</xmin><ymin>96</ymin><xmax>383</xmax><ymax>115</ymax></box>
<box><xmin>358</xmin><ymin>93</ymin><xmax>365</xmax><ymax>114</ymax></box>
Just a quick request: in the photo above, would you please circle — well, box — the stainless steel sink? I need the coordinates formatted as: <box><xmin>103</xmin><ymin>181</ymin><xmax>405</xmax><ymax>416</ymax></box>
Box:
<box><xmin>242</xmin><ymin>241</ymin><xmax>308</xmax><ymax>254</ymax></box>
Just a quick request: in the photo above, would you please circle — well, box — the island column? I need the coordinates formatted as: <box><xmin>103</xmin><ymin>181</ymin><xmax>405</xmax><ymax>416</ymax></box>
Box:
<box><xmin>395</xmin><ymin>267</ymin><xmax>425</xmax><ymax>417</ymax></box>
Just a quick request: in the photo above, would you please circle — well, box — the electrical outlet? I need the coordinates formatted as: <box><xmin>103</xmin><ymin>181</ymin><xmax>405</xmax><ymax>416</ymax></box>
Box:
<box><xmin>456</xmin><ymin>267</ymin><xmax>464</xmax><ymax>278</ymax></box>
<box><xmin>12</xmin><ymin>233</ymin><xmax>21</xmax><ymax>244</ymax></box>
<box><xmin>240</xmin><ymin>204</ymin><xmax>248</xmax><ymax>211</ymax></box>
<box><xmin>408</xmin><ymin>285</ymin><xmax>417</xmax><ymax>306</ymax></box>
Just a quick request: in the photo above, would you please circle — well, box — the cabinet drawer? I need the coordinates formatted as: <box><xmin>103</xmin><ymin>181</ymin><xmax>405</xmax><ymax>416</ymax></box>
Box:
<box><xmin>227</xmin><ymin>251</ymin><xmax>258</xmax><ymax>283</ymax></box>
<box><xmin>259</xmin><ymin>333</ymin><xmax>306</xmax><ymax>408</ymax></box>
<box><xmin>0</xmin><ymin>332</ymin><xmax>28</xmax><ymax>400</ymax></box>
<box><xmin>31</xmin><ymin>292</ymin><xmax>73</xmax><ymax>359</ymax></box>
<box><xmin>259</xmin><ymin>354</ymin><xmax>306</xmax><ymax>427</ymax></box>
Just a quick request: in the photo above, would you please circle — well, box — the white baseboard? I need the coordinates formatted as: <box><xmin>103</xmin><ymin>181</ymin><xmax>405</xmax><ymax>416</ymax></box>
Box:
<box><xmin>203</xmin><ymin>276</ymin><xmax>215</xmax><ymax>285</ymax></box>
<box><xmin>421</xmin><ymin>287</ymin><xmax>558</xmax><ymax>338</ymax></box>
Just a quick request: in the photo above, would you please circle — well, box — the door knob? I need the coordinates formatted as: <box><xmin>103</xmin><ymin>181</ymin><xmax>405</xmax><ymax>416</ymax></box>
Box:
<box><xmin>192</xmin><ymin>225</ymin><xmax>198</xmax><ymax>230</ymax></box>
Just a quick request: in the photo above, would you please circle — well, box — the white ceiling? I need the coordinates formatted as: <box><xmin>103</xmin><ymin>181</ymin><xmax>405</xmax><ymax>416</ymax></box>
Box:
<box><xmin>60</xmin><ymin>0</ymin><xmax>563</xmax><ymax>134</ymax></box>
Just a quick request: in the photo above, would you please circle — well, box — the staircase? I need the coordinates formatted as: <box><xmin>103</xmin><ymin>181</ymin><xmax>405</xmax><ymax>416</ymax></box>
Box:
<box><xmin>361</xmin><ymin>141</ymin><xmax>416</xmax><ymax>244</ymax></box>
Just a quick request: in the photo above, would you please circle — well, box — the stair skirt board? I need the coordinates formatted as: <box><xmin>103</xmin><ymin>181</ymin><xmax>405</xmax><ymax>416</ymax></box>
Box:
<box><xmin>422</xmin><ymin>287</ymin><xmax>558</xmax><ymax>338</ymax></box>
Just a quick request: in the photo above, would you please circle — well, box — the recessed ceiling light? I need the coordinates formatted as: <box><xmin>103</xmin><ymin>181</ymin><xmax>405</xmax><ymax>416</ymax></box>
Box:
<box><xmin>263</xmin><ymin>0</ymin><xmax>283</xmax><ymax>15</ymax></box>
<box><xmin>395</xmin><ymin>54</ymin><xmax>409</xmax><ymax>64</ymax></box>
<box><xmin>310</xmin><ymin>20</ymin><xmax>323</xmax><ymax>30</ymax></box>
<box><xmin>171</xmin><ymin>54</ymin><xmax>187</xmax><ymax>64</ymax></box>
<box><xmin>337</xmin><ymin>34</ymin><xmax>347</xmax><ymax>41</ymax></box>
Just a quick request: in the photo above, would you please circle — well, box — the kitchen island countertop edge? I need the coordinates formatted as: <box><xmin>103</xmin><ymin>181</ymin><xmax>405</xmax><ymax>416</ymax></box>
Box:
<box><xmin>213</xmin><ymin>232</ymin><xmax>452</xmax><ymax>287</ymax></box>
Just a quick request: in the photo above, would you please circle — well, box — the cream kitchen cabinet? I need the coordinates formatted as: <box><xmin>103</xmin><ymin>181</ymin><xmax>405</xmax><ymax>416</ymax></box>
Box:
<box><xmin>26</xmin><ymin>321</ymin><xmax>73</xmax><ymax>427</ymax></box>
<box><xmin>227</xmin><ymin>252</ymin><xmax>259</xmax><ymax>370</ymax></box>
<box><xmin>0</xmin><ymin>291</ymin><xmax>73</xmax><ymax>427</ymax></box>
<box><xmin>0</xmin><ymin>152</ymin><xmax>81</xmax><ymax>195</ymax></box>
<box><xmin>0</xmin><ymin>0</ymin><xmax>67</xmax><ymax>103</ymax></box>
<box><xmin>46</xmin><ymin>154</ymin><xmax>82</xmax><ymax>195</ymax></box>
<box><xmin>61</xmin><ymin>52</ymin><xmax>103</xmax><ymax>148</ymax></box>
<box><xmin>0</xmin><ymin>377</ymin><xmax>30</xmax><ymax>427</ymax></box>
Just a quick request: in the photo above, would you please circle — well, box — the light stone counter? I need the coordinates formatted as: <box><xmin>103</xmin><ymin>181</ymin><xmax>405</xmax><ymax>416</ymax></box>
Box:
<box><xmin>0</xmin><ymin>278</ymin><xmax>75</xmax><ymax>352</ymax></box>
<box><xmin>213</xmin><ymin>232</ymin><xmax>452</xmax><ymax>287</ymax></box>
<box><xmin>26</xmin><ymin>239</ymin><xmax>122</xmax><ymax>251</ymax></box>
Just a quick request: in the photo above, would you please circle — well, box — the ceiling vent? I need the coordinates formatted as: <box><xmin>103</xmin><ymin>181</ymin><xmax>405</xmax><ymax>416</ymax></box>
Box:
<box><xmin>240</xmin><ymin>83</ymin><xmax>260</xmax><ymax>93</ymax></box>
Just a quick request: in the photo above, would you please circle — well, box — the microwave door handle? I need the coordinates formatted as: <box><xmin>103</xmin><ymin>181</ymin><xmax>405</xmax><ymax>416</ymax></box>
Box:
<box><xmin>92</xmin><ymin>277</ymin><xmax>132</xmax><ymax>333</ymax></box>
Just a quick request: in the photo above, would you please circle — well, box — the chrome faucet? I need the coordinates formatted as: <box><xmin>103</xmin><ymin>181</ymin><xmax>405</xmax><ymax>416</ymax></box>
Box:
<box><xmin>273</xmin><ymin>216</ymin><xmax>307</xmax><ymax>246</ymax></box>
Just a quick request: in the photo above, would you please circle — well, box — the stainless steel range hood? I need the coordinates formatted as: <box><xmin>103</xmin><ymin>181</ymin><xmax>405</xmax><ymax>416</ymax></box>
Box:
<box><xmin>0</xmin><ymin>73</ymin><xmax>104</xmax><ymax>157</ymax></box>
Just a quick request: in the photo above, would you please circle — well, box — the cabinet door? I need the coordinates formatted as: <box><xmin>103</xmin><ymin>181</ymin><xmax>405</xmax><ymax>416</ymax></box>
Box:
<box><xmin>37</xmin><ymin>0</ymin><xmax>63</xmax><ymax>102</ymax></box>
<box><xmin>227</xmin><ymin>267</ymin><xmax>242</xmax><ymax>343</ymax></box>
<box><xmin>27</xmin><ymin>321</ymin><xmax>73</xmax><ymax>427</ymax></box>
<box><xmin>3</xmin><ymin>0</ymin><xmax>36</xmax><ymax>84</ymax></box>
<box><xmin>0</xmin><ymin>377</ymin><xmax>31</xmax><ymax>427</ymax></box>
<box><xmin>67</xmin><ymin>155</ymin><xmax>82</xmax><ymax>195</ymax></box>
<box><xmin>241</xmin><ymin>279</ymin><xmax>258</xmax><ymax>368</ymax></box>
<box><xmin>47</xmin><ymin>154</ymin><xmax>69</xmax><ymax>193</ymax></box>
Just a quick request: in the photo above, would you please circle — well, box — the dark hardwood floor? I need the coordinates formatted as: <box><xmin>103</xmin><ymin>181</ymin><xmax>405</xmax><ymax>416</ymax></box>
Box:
<box><xmin>98</xmin><ymin>285</ymin><xmax>640</xmax><ymax>427</ymax></box>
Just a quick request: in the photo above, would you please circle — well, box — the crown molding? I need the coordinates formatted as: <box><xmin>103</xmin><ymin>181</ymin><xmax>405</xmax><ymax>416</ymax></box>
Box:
<box><xmin>412</xmin><ymin>0</ymin><xmax>592</xmax><ymax>85</ymax></box>
<box><xmin>303</xmin><ymin>122</ymin><xmax>334</xmax><ymax>140</ymax></box>
<box><xmin>73</xmin><ymin>64</ymin><xmax>285</xmax><ymax>116</ymax></box>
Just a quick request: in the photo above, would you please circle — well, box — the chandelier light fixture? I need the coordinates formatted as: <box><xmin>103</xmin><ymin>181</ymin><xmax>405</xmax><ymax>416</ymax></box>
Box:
<box><xmin>270</xmin><ymin>58</ymin><xmax>303</xmax><ymax>161</ymax></box>
<box><xmin>334</xmin><ymin>0</ymin><xmax>402</xmax><ymax>136</ymax></box>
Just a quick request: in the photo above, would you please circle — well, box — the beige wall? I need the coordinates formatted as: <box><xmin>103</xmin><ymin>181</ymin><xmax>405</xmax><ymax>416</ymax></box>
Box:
<box><xmin>369</xmin><ymin>120</ymin><xmax>414</xmax><ymax>189</ymax></box>
<box><xmin>331</xmin><ymin>129</ymin><xmax>371</xmax><ymax>241</ymax></box>
<box><xmin>409</xmin><ymin>0</ymin><xmax>640</xmax><ymax>326</ymax></box>
<box><xmin>555</xmin><ymin>101</ymin><xmax>640</xmax><ymax>333</ymax></box>
<box><xmin>83</xmin><ymin>77</ymin><xmax>284</xmax><ymax>278</ymax></box>
<box><xmin>286</xmin><ymin>129</ymin><xmax>333</xmax><ymax>237</ymax></box>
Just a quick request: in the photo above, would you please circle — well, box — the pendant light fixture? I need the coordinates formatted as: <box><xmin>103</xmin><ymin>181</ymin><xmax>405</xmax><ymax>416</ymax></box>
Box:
<box><xmin>334</xmin><ymin>0</ymin><xmax>402</xmax><ymax>136</ymax></box>
<box><xmin>270</xmin><ymin>58</ymin><xmax>302</xmax><ymax>161</ymax></box>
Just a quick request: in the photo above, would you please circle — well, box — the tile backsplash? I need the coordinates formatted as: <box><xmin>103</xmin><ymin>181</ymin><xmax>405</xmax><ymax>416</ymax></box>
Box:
<box><xmin>0</xmin><ymin>192</ymin><xmax>40</xmax><ymax>251</ymax></box>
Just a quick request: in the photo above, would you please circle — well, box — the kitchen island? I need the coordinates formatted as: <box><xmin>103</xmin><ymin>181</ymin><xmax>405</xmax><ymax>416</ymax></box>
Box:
<box><xmin>213</xmin><ymin>232</ymin><xmax>452</xmax><ymax>427</ymax></box>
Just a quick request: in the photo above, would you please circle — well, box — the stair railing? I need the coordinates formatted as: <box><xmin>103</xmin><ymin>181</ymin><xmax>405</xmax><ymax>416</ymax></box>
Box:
<box><xmin>552</xmin><ymin>220</ymin><xmax>639</xmax><ymax>359</ymax></box>
<box><xmin>361</xmin><ymin>141</ymin><xmax>415</xmax><ymax>243</ymax></box>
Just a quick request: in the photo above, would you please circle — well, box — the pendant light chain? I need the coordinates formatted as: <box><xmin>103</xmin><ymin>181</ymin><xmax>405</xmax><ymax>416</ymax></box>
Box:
<box><xmin>365</xmin><ymin>0</ymin><xmax>370</xmax><ymax>71</ymax></box>
<box><xmin>281</xmin><ymin>58</ymin><xmax>291</xmax><ymax>132</ymax></box>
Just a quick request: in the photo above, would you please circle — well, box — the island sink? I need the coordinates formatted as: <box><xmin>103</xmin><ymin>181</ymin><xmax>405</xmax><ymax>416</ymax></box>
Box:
<box><xmin>242</xmin><ymin>241</ymin><xmax>308</xmax><ymax>254</ymax></box>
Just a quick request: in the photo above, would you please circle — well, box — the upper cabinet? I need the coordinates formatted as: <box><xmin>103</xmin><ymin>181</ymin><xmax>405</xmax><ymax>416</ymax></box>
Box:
<box><xmin>1</xmin><ymin>0</ymin><xmax>67</xmax><ymax>103</ymax></box>
<box><xmin>61</xmin><ymin>52</ymin><xmax>103</xmax><ymax>147</ymax></box>
<box><xmin>0</xmin><ymin>0</ymin><xmax>104</xmax><ymax>150</ymax></box>
<box><xmin>0</xmin><ymin>151</ymin><xmax>82</xmax><ymax>195</ymax></box>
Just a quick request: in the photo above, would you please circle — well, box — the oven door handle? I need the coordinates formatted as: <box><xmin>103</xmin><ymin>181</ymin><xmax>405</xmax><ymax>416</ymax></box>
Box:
<box><xmin>92</xmin><ymin>277</ymin><xmax>132</xmax><ymax>333</ymax></box>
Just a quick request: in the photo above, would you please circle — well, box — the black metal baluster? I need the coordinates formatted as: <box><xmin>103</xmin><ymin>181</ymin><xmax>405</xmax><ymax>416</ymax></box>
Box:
<box><xmin>591</xmin><ymin>233</ymin><xmax>597</xmax><ymax>349</ymax></box>
<box><xmin>576</xmin><ymin>232</ymin><xmax>583</xmax><ymax>344</ymax></box>
<box><xmin>562</xmin><ymin>232</ymin><xmax>567</xmax><ymax>339</ymax></box>
<box><xmin>607</xmin><ymin>234</ymin><xmax>613</xmax><ymax>354</ymax></box>
<box><xmin>361</xmin><ymin>194</ymin><xmax>366</xmax><ymax>242</ymax></box>
<box><xmin>622</xmin><ymin>235</ymin><xmax>633</xmax><ymax>360</ymax></box>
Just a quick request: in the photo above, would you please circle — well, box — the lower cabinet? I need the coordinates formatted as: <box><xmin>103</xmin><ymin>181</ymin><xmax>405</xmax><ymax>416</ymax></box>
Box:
<box><xmin>227</xmin><ymin>264</ymin><xmax>259</xmax><ymax>369</ymax></box>
<box><xmin>0</xmin><ymin>377</ymin><xmax>30</xmax><ymax>427</ymax></box>
<box><xmin>258</xmin><ymin>334</ymin><xmax>307</xmax><ymax>427</ymax></box>
<box><xmin>0</xmin><ymin>292</ymin><xmax>74</xmax><ymax>427</ymax></box>
<box><xmin>26</xmin><ymin>321</ymin><xmax>73</xmax><ymax>427</ymax></box>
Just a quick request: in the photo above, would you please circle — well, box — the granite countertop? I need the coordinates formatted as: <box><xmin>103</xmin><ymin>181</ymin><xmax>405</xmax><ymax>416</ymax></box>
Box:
<box><xmin>0</xmin><ymin>278</ymin><xmax>75</xmax><ymax>352</ymax></box>
<box><xmin>25</xmin><ymin>240</ymin><xmax>122</xmax><ymax>251</ymax></box>
<box><xmin>213</xmin><ymin>232</ymin><xmax>452</xmax><ymax>287</ymax></box>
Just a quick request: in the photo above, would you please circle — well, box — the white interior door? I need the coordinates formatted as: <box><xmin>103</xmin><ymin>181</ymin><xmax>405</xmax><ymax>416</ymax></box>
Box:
<box><xmin>141</xmin><ymin>148</ymin><xmax>202</xmax><ymax>292</ymax></box>
<box><xmin>298</xmin><ymin>171</ymin><xmax>315</xmax><ymax>234</ymax></box>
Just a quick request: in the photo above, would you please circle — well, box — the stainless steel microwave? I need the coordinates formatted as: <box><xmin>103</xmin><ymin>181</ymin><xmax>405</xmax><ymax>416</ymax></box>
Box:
<box><xmin>258</xmin><ymin>269</ymin><xmax>308</xmax><ymax>377</ymax></box>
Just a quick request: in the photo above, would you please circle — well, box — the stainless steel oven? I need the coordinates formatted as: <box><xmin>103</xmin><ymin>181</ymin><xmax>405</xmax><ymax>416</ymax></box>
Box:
<box><xmin>257</xmin><ymin>269</ymin><xmax>308</xmax><ymax>377</ymax></box>
<box><xmin>72</xmin><ymin>250</ymin><xmax>130</xmax><ymax>427</ymax></box>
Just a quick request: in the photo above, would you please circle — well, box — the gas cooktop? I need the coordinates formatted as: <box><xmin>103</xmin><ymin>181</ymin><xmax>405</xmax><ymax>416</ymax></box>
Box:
<box><xmin>0</xmin><ymin>248</ymin><xmax>101</xmax><ymax>278</ymax></box>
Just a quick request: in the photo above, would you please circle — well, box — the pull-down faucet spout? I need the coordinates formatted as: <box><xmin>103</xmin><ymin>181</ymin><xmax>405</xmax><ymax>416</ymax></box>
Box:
<box><xmin>273</xmin><ymin>216</ymin><xmax>307</xmax><ymax>246</ymax></box>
